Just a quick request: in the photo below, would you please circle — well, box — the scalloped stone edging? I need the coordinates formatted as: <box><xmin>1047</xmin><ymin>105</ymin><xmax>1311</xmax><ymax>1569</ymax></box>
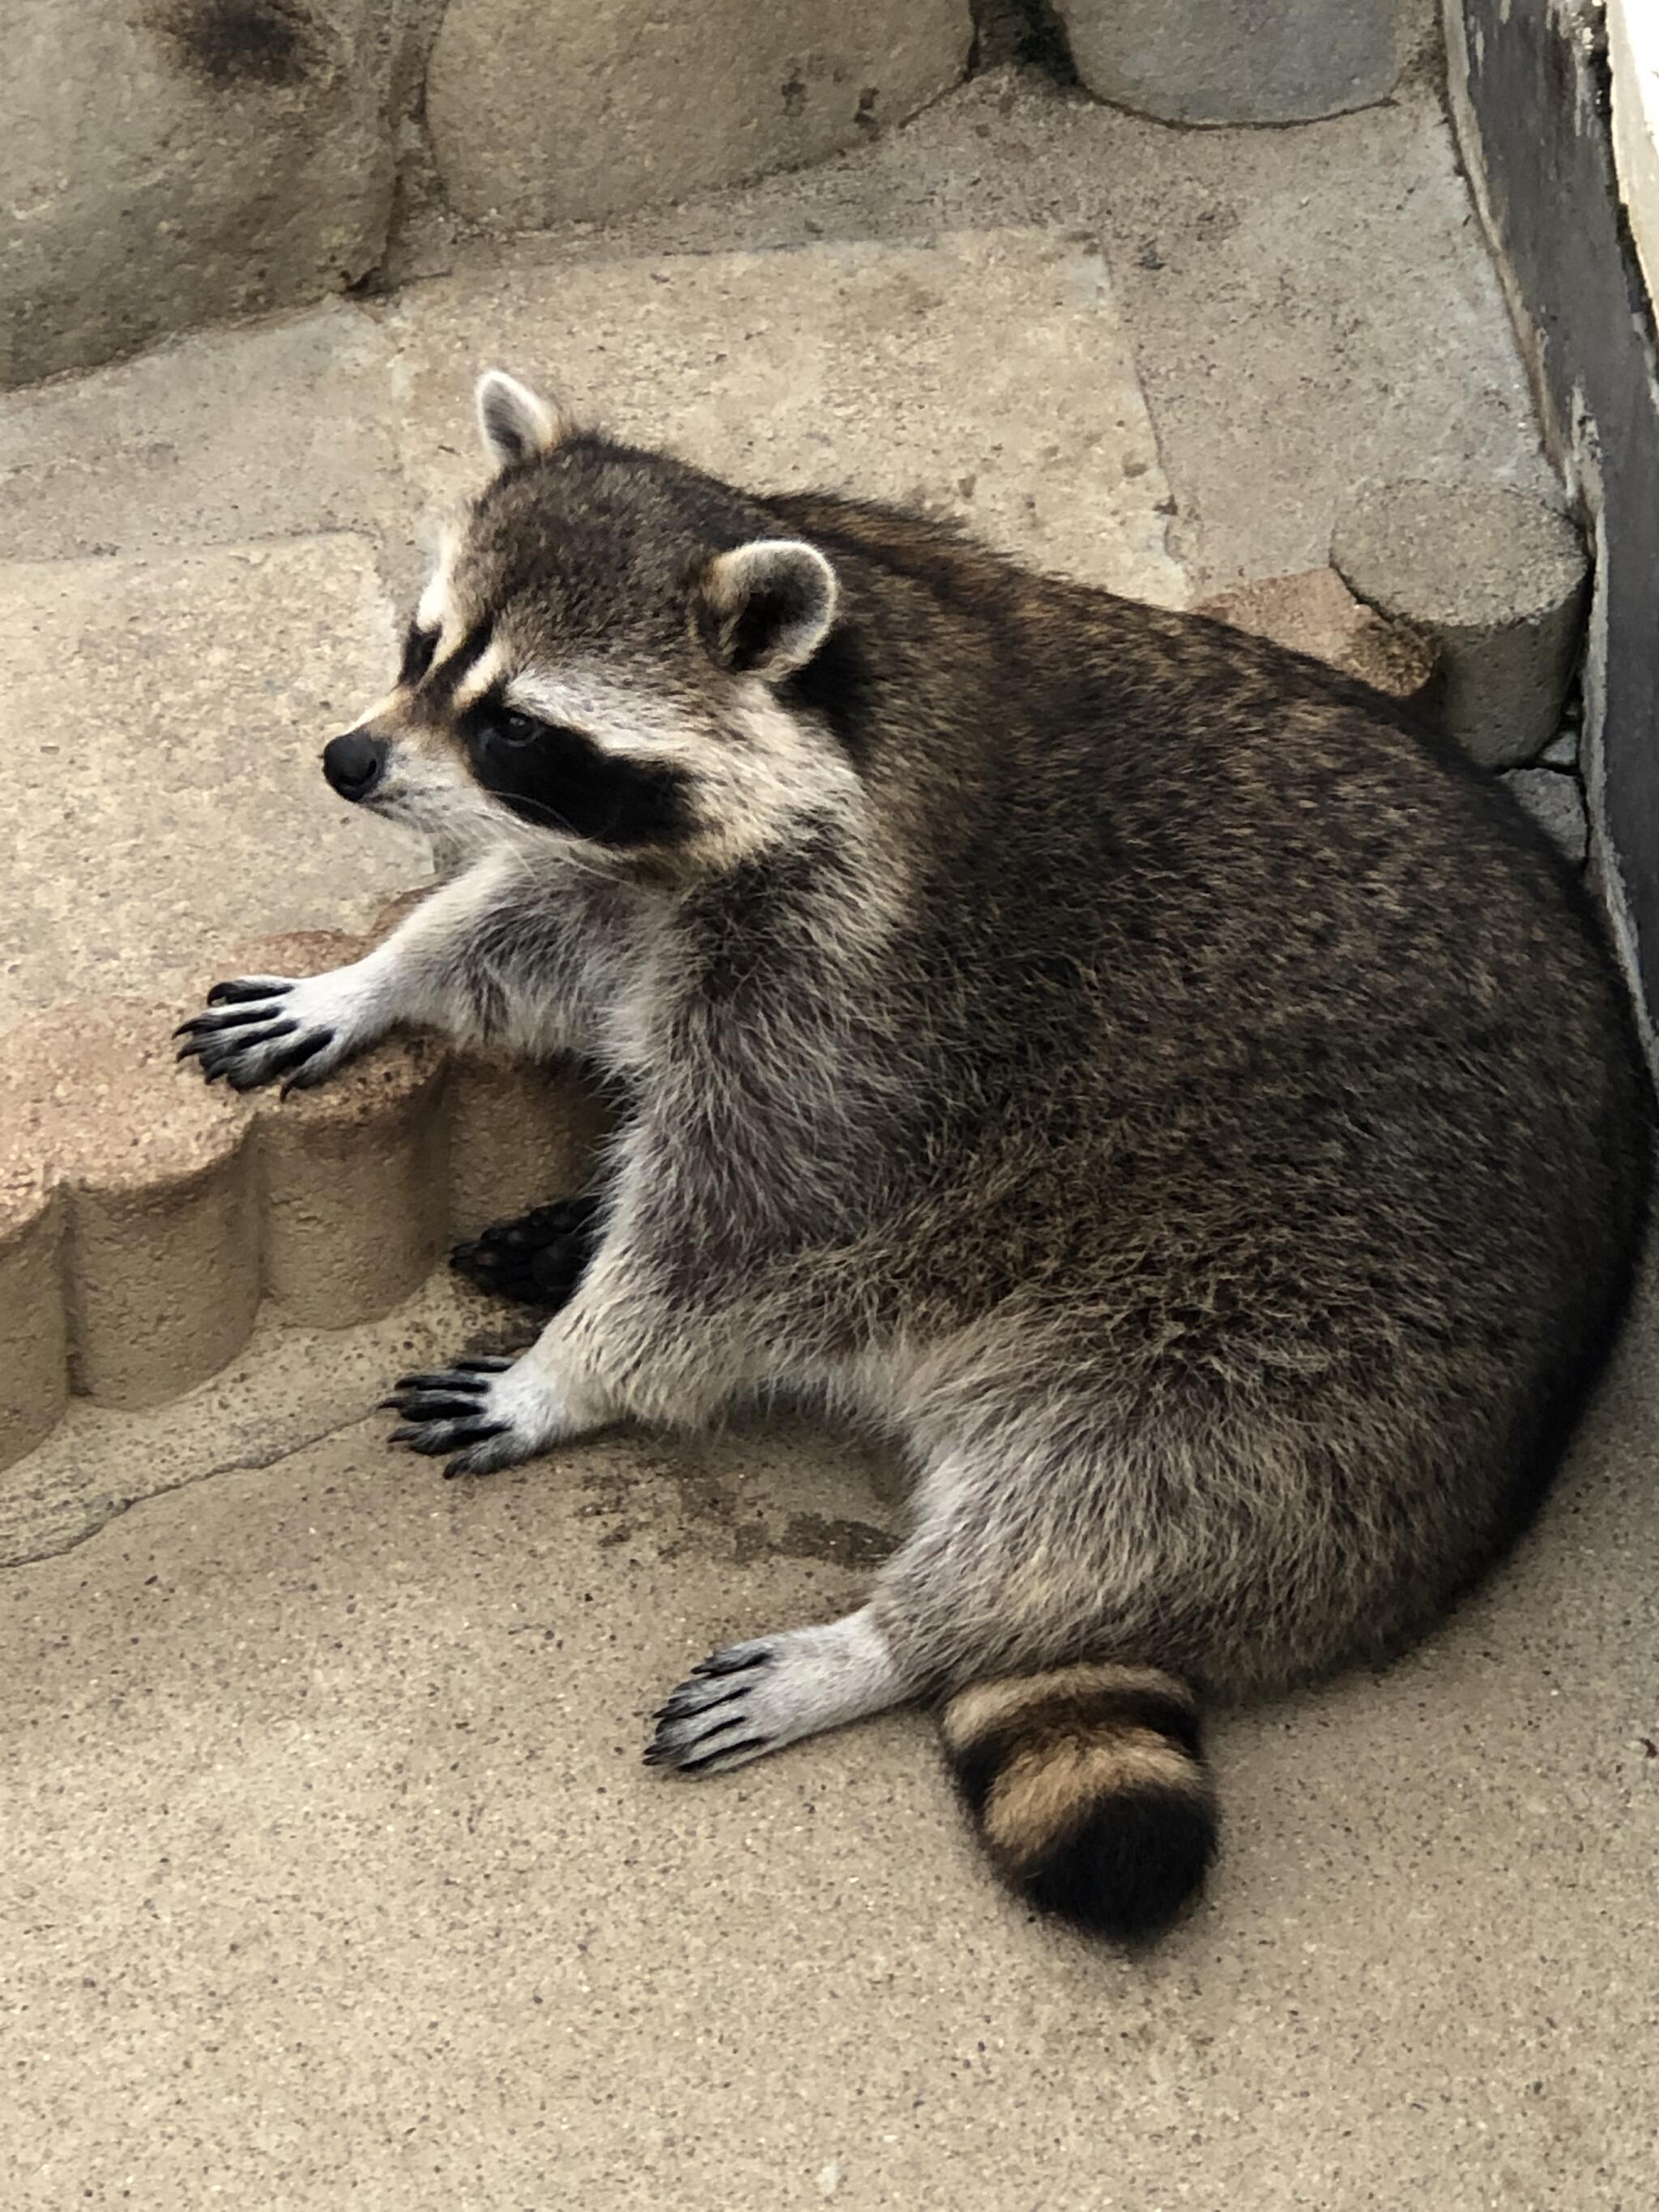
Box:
<box><xmin>0</xmin><ymin>926</ymin><xmax>605</xmax><ymax>1477</ymax></box>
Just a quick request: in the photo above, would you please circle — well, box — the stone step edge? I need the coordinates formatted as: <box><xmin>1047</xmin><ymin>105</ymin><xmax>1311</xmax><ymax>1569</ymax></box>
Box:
<box><xmin>0</xmin><ymin>918</ymin><xmax>605</xmax><ymax>1477</ymax></box>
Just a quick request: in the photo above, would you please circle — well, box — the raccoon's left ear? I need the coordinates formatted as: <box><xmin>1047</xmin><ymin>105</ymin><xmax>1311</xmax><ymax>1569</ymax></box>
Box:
<box><xmin>695</xmin><ymin>539</ymin><xmax>838</xmax><ymax>680</ymax></box>
<box><xmin>475</xmin><ymin>369</ymin><xmax>572</xmax><ymax>470</ymax></box>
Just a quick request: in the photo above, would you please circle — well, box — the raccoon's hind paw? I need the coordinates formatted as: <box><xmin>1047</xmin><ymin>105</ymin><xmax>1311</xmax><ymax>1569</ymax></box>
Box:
<box><xmin>381</xmin><ymin>1353</ymin><xmax>581</xmax><ymax>1478</ymax></box>
<box><xmin>450</xmin><ymin>1196</ymin><xmax>603</xmax><ymax>1309</ymax></box>
<box><xmin>645</xmin><ymin>1642</ymin><xmax>781</xmax><ymax>1774</ymax></box>
<box><xmin>646</xmin><ymin>1610</ymin><xmax>907</xmax><ymax>1776</ymax></box>
<box><xmin>173</xmin><ymin>971</ymin><xmax>366</xmax><ymax>1096</ymax></box>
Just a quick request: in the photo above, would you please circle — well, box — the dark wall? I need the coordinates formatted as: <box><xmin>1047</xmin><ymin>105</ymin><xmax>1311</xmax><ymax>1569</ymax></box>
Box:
<box><xmin>1450</xmin><ymin>0</ymin><xmax>1659</xmax><ymax>1039</ymax></box>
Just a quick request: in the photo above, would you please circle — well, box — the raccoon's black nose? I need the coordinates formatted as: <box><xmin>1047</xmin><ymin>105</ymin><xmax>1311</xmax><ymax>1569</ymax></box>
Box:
<box><xmin>322</xmin><ymin>731</ymin><xmax>387</xmax><ymax>802</ymax></box>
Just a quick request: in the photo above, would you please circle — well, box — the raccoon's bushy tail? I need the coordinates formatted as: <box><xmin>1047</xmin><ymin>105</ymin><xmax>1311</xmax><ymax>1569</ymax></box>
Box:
<box><xmin>940</xmin><ymin>1662</ymin><xmax>1217</xmax><ymax>1941</ymax></box>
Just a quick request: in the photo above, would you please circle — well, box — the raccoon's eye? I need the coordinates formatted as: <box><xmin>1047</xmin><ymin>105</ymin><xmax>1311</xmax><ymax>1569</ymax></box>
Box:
<box><xmin>494</xmin><ymin>707</ymin><xmax>543</xmax><ymax>747</ymax></box>
<box><xmin>400</xmin><ymin>624</ymin><xmax>439</xmax><ymax>685</ymax></box>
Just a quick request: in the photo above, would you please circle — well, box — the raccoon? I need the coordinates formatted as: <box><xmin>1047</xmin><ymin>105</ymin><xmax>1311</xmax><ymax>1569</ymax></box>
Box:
<box><xmin>176</xmin><ymin>371</ymin><xmax>1651</xmax><ymax>1941</ymax></box>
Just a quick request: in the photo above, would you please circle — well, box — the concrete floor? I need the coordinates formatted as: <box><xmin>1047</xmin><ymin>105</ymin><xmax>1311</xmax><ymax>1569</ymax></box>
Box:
<box><xmin>2</xmin><ymin>56</ymin><xmax>1654</xmax><ymax>2212</ymax></box>
<box><xmin>5</xmin><ymin>1265</ymin><xmax>1657</xmax><ymax>2210</ymax></box>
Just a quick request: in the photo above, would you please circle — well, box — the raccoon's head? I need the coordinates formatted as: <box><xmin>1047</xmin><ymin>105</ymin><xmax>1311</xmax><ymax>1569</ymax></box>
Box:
<box><xmin>322</xmin><ymin>370</ymin><xmax>853</xmax><ymax>877</ymax></box>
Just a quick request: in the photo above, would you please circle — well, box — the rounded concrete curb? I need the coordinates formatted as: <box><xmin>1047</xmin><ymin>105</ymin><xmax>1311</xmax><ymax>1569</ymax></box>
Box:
<box><xmin>1331</xmin><ymin>480</ymin><xmax>1588</xmax><ymax>768</ymax></box>
<box><xmin>0</xmin><ymin>926</ymin><xmax>605</xmax><ymax>1476</ymax></box>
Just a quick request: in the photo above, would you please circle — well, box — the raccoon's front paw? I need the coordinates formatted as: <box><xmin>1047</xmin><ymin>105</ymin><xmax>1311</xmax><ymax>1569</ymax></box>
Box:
<box><xmin>381</xmin><ymin>1354</ymin><xmax>582</xmax><ymax>1478</ymax></box>
<box><xmin>173</xmin><ymin>971</ymin><xmax>375</xmax><ymax>1095</ymax></box>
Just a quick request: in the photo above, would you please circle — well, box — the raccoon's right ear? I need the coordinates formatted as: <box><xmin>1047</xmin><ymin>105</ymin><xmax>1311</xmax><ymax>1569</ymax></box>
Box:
<box><xmin>475</xmin><ymin>370</ymin><xmax>572</xmax><ymax>470</ymax></box>
<box><xmin>694</xmin><ymin>539</ymin><xmax>838</xmax><ymax>680</ymax></box>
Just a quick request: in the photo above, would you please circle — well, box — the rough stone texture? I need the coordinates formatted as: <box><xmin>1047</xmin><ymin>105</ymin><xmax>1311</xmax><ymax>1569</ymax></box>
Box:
<box><xmin>1193</xmin><ymin>567</ymin><xmax>1438</xmax><ymax>705</ymax></box>
<box><xmin>2</xmin><ymin>1248</ymin><xmax>1657</xmax><ymax>2206</ymax></box>
<box><xmin>2</xmin><ymin>0</ymin><xmax>399</xmax><ymax>389</ymax></box>
<box><xmin>1541</xmin><ymin>716</ymin><xmax>1582</xmax><ymax>770</ymax></box>
<box><xmin>446</xmin><ymin>1054</ymin><xmax>610</xmax><ymax>1242</ymax></box>
<box><xmin>1503</xmin><ymin>767</ymin><xmax>1591</xmax><ymax>867</ymax></box>
<box><xmin>0</xmin><ymin>539</ymin><xmax>419</xmax><ymax>1027</ymax></box>
<box><xmin>382</xmin><ymin>233</ymin><xmax>1187</xmax><ymax>607</ymax></box>
<box><xmin>425</xmin><ymin>0</ymin><xmax>973</xmax><ymax>229</ymax></box>
<box><xmin>1052</xmin><ymin>0</ymin><xmax>1404</xmax><ymax>125</ymax></box>
<box><xmin>0</xmin><ymin>305</ymin><xmax>408</xmax><ymax>566</ymax></box>
<box><xmin>1333</xmin><ymin>479</ymin><xmax>1589</xmax><ymax>767</ymax></box>
<box><xmin>1609</xmin><ymin>0</ymin><xmax>1659</xmax><ymax>310</ymax></box>
<box><xmin>0</xmin><ymin>1174</ymin><xmax>67</xmax><ymax>1470</ymax></box>
<box><xmin>2</xmin><ymin>998</ymin><xmax>262</xmax><ymax>1410</ymax></box>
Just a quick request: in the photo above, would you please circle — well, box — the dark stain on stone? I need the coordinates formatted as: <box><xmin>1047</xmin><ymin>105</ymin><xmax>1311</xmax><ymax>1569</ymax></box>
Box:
<box><xmin>781</xmin><ymin>69</ymin><xmax>807</xmax><ymax>119</ymax></box>
<box><xmin>573</xmin><ymin>1432</ymin><xmax>898</xmax><ymax>1571</ymax></box>
<box><xmin>144</xmin><ymin>0</ymin><xmax>328</xmax><ymax>92</ymax></box>
<box><xmin>854</xmin><ymin>86</ymin><xmax>881</xmax><ymax>133</ymax></box>
<box><xmin>776</xmin><ymin>1513</ymin><xmax>893</xmax><ymax>1569</ymax></box>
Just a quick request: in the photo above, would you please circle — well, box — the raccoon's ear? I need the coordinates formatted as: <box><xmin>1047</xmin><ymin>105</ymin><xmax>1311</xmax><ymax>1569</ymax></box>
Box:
<box><xmin>475</xmin><ymin>370</ymin><xmax>570</xmax><ymax>470</ymax></box>
<box><xmin>695</xmin><ymin>539</ymin><xmax>838</xmax><ymax>680</ymax></box>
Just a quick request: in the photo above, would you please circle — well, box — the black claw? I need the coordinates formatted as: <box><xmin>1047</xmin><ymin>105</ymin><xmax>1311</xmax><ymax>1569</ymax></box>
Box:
<box><xmin>653</xmin><ymin>1686</ymin><xmax>744</xmax><ymax>1725</ymax></box>
<box><xmin>264</xmin><ymin>1031</ymin><xmax>331</xmax><ymax>1081</ymax></box>
<box><xmin>389</xmin><ymin>1394</ymin><xmax>488</xmax><ymax>1421</ymax></box>
<box><xmin>207</xmin><ymin>978</ymin><xmax>291</xmax><ymax>1006</ymax></box>
<box><xmin>177</xmin><ymin>1004</ymin><xmax>282</xmax><ymax>1040</ymax></box>
<box><xmin>691</xmin><ymin>1647</ymin><xmax>773</xmax><ymax>1679</ymax></box>
<box><xmin>672</xmin><ymin>1712</ymin><xmax>751</xmax><ymax>1755</ymax></box>
<box><xmin>394</xmin><ymin>1369</ymin><xmax>489</xmax><ymax>1393</ymax></box>
<box><xmin>675</xmin><ymin>1736</ymin><xmax>771</xmax><ymax>1775</ymax></box>
<box><xmin>235</xmin><ymin>1020</ymin><xmax>298</xmax><ymax>1051</ymax></box>
<box><xmin>391</xmin><ymin>1420</ymin><xmax>508</xmax><ymax>1457</ymax></box>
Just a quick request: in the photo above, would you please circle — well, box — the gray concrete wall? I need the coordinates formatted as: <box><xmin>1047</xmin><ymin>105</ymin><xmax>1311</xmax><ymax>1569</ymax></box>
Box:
<box><xmin>1444</xmin><ymin>0</ymin><xmax>1659</xmax><ymax>1061</ymax></box>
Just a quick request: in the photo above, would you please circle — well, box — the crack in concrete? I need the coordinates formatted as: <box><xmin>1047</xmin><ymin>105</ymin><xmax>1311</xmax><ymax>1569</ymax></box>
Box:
<box><xmin>0</xmin><ymin>1399</ymin><xmax>382</xmax><ymax>1575</ymax></box>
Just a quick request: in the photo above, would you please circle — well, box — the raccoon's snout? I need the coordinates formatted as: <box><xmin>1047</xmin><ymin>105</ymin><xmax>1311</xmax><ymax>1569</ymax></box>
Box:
<box><xmin>322</xmin><ymin>731</ymin><xmax>388</xmax><ymax>803</ymax></box>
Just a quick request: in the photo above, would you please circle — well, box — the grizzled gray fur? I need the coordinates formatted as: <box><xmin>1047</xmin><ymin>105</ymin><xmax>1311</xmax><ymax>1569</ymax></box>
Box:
<box><xmin>176</xmin><ymin>373</ymin><xmax>1651</xmax><ymax>1941</ymax></box>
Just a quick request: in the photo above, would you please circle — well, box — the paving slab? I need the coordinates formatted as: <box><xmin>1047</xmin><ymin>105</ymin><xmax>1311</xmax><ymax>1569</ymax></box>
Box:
<box><xmin>0</xmin><ymin>539</ymin><xmax>420</xmax><ymax>1024</ymax></box>
<box><xmin>377</xmin><ymin>229</ymin><xmax>1184</xmax><ymax>604</ymax></box>
<box><xmin>0</xmin><ymin>304</ymin><xmax>407</xmax><ymax>569</ymax></box>
<box><xmin>2</xmin><ymin>1254</ymin><xmax>1656</xmax><ymax>2209</ymax></box>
